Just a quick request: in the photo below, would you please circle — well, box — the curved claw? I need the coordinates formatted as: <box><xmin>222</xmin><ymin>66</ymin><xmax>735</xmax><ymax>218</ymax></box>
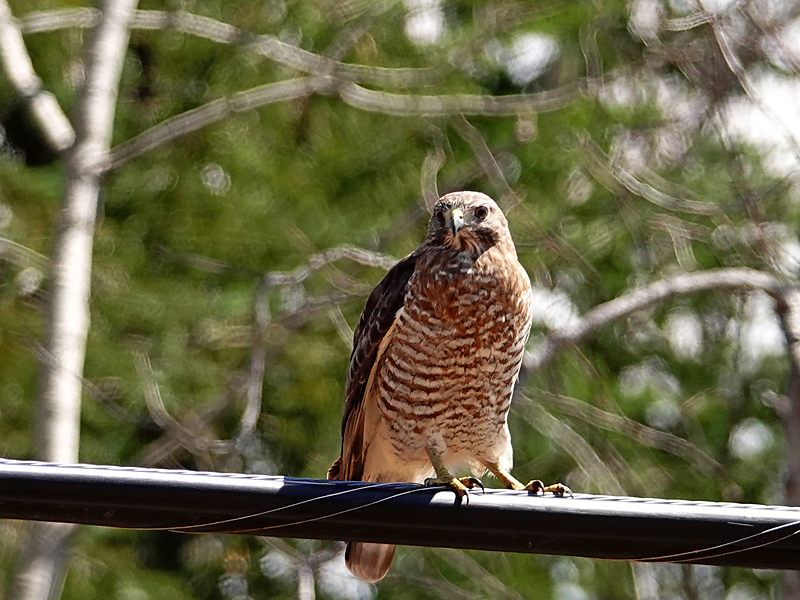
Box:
<box><xmin>463</xmin><ymin>476</ymin><xmax>485</xmax><ymax>493</ymax></box>
<box><xmin>524</xmin><ymin>479</ymin><xmax>545</xmax><ymax>495</ymax></box>
<box><xmin>424</xmin><ymin>476</ymin><xmax>483</xmax><ymax>497</ymax></box>
<box><xmin>525</xmin><ymin>480</ymin><xmax>572</xmax><ymax>497</ymax></box>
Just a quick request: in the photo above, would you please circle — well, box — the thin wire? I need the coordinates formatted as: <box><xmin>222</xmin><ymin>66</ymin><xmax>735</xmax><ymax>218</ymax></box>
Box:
<box><xmin>177</xmin><ymin>485</ymin><xmax>442</xmax><ymax>534</ymax></box>
<box><xmin>157</xmin><ymin>481</ymin><xmax>452</xmax><ymax>533</ymax></box>
<box><xmin>637</xmin><ymin>518</ymin><xmax>800</xmax><ymax>563</ymax></box>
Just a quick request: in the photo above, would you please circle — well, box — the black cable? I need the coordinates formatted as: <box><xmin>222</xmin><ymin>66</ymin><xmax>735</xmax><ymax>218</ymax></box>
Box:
<box><xmin>1</xmin><ymin>458</ymin><xmax>799</xmax><ymax>569</ymax></box>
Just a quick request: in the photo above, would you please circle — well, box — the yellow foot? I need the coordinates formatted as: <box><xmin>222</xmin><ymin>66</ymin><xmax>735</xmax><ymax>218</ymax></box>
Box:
<box><xmin>425</xmin><ymin>447</ymin><xmax>484</xmax><ymax>497</ymax></box>
<box><xmin>479</xmin><ymin>460</ymin><xmax>573</xmax><ymax>497</ymax></box>
<box><xmin>424</xmin><ymin>475</ymin><xmax>484</xmax><ymax>497</ymax></box>
<box><xmin>524</xmin><ymin>479</ymin><xmax>572</xmax><ymax>497</ymax></box>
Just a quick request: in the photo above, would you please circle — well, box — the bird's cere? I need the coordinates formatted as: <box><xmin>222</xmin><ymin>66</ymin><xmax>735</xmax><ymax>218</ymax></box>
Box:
<box><xmin>450</xmin><ymin>207</ymin><xmax>464</xmax><ymax>235</ymax></box>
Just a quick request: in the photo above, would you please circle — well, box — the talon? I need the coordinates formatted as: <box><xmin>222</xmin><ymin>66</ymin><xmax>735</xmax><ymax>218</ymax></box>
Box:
<box><xmin>524</xmin><ymin>479</ymin><xmax>546</xmax><ymax>495</ymax></box>
<box><xmin>424</xmin><ymin>476</ymin><xmax>481</xmax><ymax>497</ymax></box>
<box><xmin>424</xmin><ymin>448</ymin><xmax>483</xmax><ymax>498</ymax></box>
<box><xmin>463</xmin><ymin>476</ymin><xmax>485</xmax><ymax>493</ymax></box>
<box><xmin>546</xmin><ymin>483</ymin><xmax>572</xmax><ymax>497</ymax></box>
<box><xmin>524</xmin><ymin>480</ymin><xmax>572</xmax><ymax>497</ymax></box>
<box><xmin>450</xmin><ymin>478</ymin><xmax>469</xmax><ymax>497</ymax></box>
<box><xmin>423</xmin><ymin>477</ymin><xmax>455</xmax><ymax>489</ymax></box>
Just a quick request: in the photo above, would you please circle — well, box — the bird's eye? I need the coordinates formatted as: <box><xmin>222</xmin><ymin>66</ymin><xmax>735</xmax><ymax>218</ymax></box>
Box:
<box><xmin>435</xmin><ymin>209</ymin><xmax>446</xmax><ymax>225</ymax></box>
<box><xmin>475</xmin><ymin>206</ymin><xmax>489</xmax><ymax>220</ymax></box>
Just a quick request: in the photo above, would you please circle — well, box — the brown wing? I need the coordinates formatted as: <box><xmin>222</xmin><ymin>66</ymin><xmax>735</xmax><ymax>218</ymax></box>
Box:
<box><xmin>328</xmin><ymin>253</ymin><xmax>418</xmax><ymax>481</ymax></box>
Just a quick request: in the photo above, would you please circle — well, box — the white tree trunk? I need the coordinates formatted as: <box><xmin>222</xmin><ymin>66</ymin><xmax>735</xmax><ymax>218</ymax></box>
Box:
<box><xmin>9</xmin><ymin>1</ymin><xmax>138</xmax><ymax>598</ymax></box>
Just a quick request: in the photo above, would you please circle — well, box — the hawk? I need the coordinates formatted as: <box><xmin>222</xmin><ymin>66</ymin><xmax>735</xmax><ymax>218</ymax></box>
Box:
<box><xmin>328</xmin><ymin>191</ymin><xmax>568</xmax><ymax>582</ymax></box>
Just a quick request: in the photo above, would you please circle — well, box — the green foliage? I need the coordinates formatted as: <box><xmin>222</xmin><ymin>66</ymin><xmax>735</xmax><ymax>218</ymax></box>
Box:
<box><xmin>0</xmin><ymin>0</ymin><xmax>794</xmax><ymax>598</ymax></box>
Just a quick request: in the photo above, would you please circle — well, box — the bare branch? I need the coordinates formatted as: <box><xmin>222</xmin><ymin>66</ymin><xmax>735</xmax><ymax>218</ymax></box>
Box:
<box><xmin>328</xmin><ymin>306</ymin><xmax>354</xmax><ymax>350</ymax></box>
<box><xmin>524</xmin><ymin>268</ymin><xmax>785</xmax><ymax>372</ymax></box>
<box><xmin>0</xmin><ymin>0</ymin><xmax>74</xmax><ymax>153</ymax></box>
<box><xmin>776</xmin><ymin>289</ymin><xmax>800</xmax><ymax>383</ymax></box>
<box><xmin>711</xmin><ymin>19</ymin><xmax>755</xmax><ymax>96</ymax></box>
<box><xmin>277</xmin><ymin>291</ymin><xmax>365</xmax><ymax>329</ymax></box>
<box><xmin>515</xmin><ymin>394</ymin><xmax>625</xmax><ymax>495</ymax></box>
<box><xmin>383</xmin><ymin>574</ymin><xmax>489</xmax><ymax>600</ymax></box>
<box><xmin>659</xmin><ymin>215</ymin><xmax>698</xmax><ymax>270</ymax></box>
<box><xmin>109</xmin><ymin>77</ymin><xmax>324</xmax><ymax>170</ymax></box>
<box><xmin>138</xmin><ymin>10</ymin><xmax>440</xmax><ymax>87</ymax></box>
<box><xmin>580</xmin><ymin>136</ymin><xmax>724</xmax><ymax>216</ymax></box>
<box><xmin>534</xmin><ymin>389</ymin><xmax>723</xmax><ymax>475</ymax></box>
<box><xmin>421</xmin><ymin>146</ymin><xmax>446</xmax><ymax>211</ymax></box>
<box><xmin>664</xmin><ymin>11</ymin><xmax>714</xmax><ymax>31</ymax></box>
<box><xmin>133</xmin><ymin>242</ymin><xmax>392</xmax><ymax>459</ymax></box>
<box><xmin>436</xmin><ymin>548</ymin><xmax>526</xmax><ymax>600</ymax></box>
<box><xmin>578</xmin><ymin>21</ymin><xmax>603</xmax><ymax>88</ymax></box>
<box><xmin>264</xmin><ymin>244</ymin><xmax>397</xmax><ymax>288</ymax></box>
<box><xmin>111</xmin><ymin>75</ymin><xmax>589</xmax><ymax>169</ymax></box>
<box><xmin>16</xmin><ymin>7</ymin><xmax>99</xmax><ymax>32</ymax></box>
<box><xmin>237</xmin><ymin>278</ymin><xmax>271</xmax><ymax>443</ymax></box>
<box><xmin>711</xmin><ymin>19</ymin><xmax>800</xmax><ymax>165</ymax></box>
<box><xmin>30</xmin><ymin>342</ymin><xmax>142</xmax><ymax>428</ymax></box>
<box><xmin>133</xmin><ymin>351</ymin><xmax>211</xmax><ymax>455</ymax></box>
<box><xmin>339</xmin><ymin>80</ymin><xmax>586</xmax><ymax>116</ymax></box>
<box><xmin>20</xmin><ymin>8</ymin><xmax>589</xmax><ymax>171</ymax></box>
<box><xmin>451</xmin><ymin>115</ymin><xmax>521</xmax><ymax>210</ymax></box>
<box><xmin>774</xmin><ymin>290</ymin><xmax>800</xmax><ymax>512</ymax></box>
<box><xmin>153</xmin><ymin>245</ymin><xmax>236</xmax><ymax>274</ymax></box>
<box><xmin>0</xmin><ymin>236</ymin><xmax>49</xmax><ymax>270</ymax></box>
<box><xmin>19</xmin><ymin>8</ymin><xmax>439</xmax><ymax>88</ymax></box>
<box><xmin>135</xmin><ymin>376</ymin><xmax>243</xmax><ymax>468</ymax></box>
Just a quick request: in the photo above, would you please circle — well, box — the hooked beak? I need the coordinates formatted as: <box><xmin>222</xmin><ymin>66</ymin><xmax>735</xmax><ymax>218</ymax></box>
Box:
<box><xmin>449</xmin><ymin>208</ymin><xmax>464</xmax><ymax>235</ymax></box>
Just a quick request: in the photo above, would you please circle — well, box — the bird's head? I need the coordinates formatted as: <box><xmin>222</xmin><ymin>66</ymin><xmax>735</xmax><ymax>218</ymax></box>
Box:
<box><xmin>426</xmin><ymin>191</ymin><xmax>510</xmax><ymax>254</ymax></box>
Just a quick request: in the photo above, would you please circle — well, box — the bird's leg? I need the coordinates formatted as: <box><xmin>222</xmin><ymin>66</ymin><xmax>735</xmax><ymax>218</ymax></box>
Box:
<box><xmin>482</xmin><ymin>461</ymin><xmax>572</xmax><ymax>496</ymax></box>
<box><xmin>424</xmin><ymin>448</ymin><xmax>483</xmax><ymax>497</ymax></box>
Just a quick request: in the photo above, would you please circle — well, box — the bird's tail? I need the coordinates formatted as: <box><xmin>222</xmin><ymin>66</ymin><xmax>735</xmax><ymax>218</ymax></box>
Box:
<box><xmin>345</xmin><ymin>541</ymin><xmax>395</xmax><ymax>582</ymax></box>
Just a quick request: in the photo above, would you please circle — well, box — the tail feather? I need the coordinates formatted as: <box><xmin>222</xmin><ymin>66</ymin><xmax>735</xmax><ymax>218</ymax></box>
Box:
<box><xmin>345</xmin><ymin>541</ymin><xmax>395</xmax><ymax>582</ymax></box>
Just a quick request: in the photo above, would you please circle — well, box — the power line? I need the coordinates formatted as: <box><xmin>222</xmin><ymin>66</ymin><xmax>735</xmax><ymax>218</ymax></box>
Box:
<box><xmin>1</xmin><ymin>458</ymin><xmax>798</xmax><ymax>569</ymax></box>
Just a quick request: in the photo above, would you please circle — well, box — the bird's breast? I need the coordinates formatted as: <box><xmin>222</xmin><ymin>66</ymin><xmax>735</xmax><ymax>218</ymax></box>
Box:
<box><xmin>373</xmin><ymin>250</ymin><xmax>532</xmax><ymax>455</ymax></box>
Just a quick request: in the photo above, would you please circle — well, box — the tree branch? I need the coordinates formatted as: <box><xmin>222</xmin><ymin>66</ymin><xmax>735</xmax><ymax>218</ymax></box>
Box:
<box><xmin>134</xmin><ymin>351</ymin><xmax>213</xmax><ymax>457</ymax></box>
<box><xmin>0</xmin><ymin>235</ymin><xmax>49</xmax><ymax>270</ymax></box>
<box><xmin>711</xmin><ymin>19</ymin><xmax>800</xmax><ymax>166</ymax></box>
<box><xmin>19</xmin><ymin>8</ymin><xmax>439</xmax><ymax>88</ymax></box>
<box><xmin>262</xmin><ymin>244</ymin><xmax>397</xmax><ymax>287</ymax></box>
<box><xmin>237</xmin><ymin>277</ymin><xmax>271</xmax><ymax>444</ymax></box>
<box><xmin>108</xmin><ymin>76</ymin><xmax>324</xmax><ymax>169</ymax></box>
<box><xmin>109</xmin><ymin>74</ymin><xmax>589</xmax><ymax>170</ymax></box>
<box><xmin>534</xmin><ymin>389</ymin><xmax>723</xmax><ymax>476</ymax></box>
<box><xmin>516</xmin><ymin>394</ymin><xmax>626</xmax><ymax>495</ymax></box>
<box><xmin>420</xmin><ymin>145</ymin><xmax>446</xmax><ymax>211</ymax></box>
<box><xmin>664</xmin><ymin>11</ymin><xmax>713</xmax><ymax>32</ymax></box>
<box><xmin>451</xmin><ymin>114</ymin><xmax>521</xmax><ymax>210</ymax></box>
<box><xmin>0</xmin><ymin>0</ymin><xmax>74</xmax><ymax>153</ymax></box>
<box><xmin>338</xmin><ymin>80</ymin><xmax>586</xmax><ymax>116</ymax></box>
<box><xmin>580</xmin><ymin>135</ymin><xmax>724</xmax><ymax>216</ymax></box>
<box><xmin>523</xmin><ymin>268</ymin><xmax>785</xmax><ymax>372</ymax></box>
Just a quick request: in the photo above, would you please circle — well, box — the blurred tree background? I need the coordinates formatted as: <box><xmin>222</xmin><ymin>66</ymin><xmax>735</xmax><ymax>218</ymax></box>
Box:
<box><xmin>2</xmin><ymin>0</ymin><xmax>800</xmax><ymax>598</ymax></box>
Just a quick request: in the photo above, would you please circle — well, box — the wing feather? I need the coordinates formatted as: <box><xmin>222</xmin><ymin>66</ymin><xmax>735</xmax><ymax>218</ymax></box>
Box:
<box><xmin>328</xmin><ymin>253</ymin><xmax>418</xmax><ymax>481</ymax></box>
